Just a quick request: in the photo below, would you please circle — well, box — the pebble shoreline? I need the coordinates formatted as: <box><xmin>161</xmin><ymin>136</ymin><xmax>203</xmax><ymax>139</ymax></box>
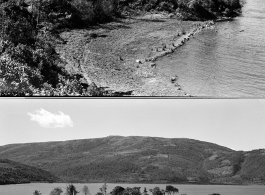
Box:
<box><xmin>133</xmin><ymin>20</ymin><xmax>216</xmax><ymax>96</ymax></box>
<box><xmin>136</xmin><ymin>20</ymin><xmax>215</xmax><ymax>66</ymax></box>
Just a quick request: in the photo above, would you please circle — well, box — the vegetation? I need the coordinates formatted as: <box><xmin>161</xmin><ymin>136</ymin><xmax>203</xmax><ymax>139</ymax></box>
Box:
<box><xmin>30</xmin><ymin>184</ymin><xmax>182</xmax><ymax>195</ymax></box>
<box><xmin>118</xmin><ymin>0</ymin><xmax>243</xmax><ymax>20</ymax></box>
<box><xmin>0</xmin><ymin>0</ymin><xmax>118</xmax><ymax>96</ymax></box>
<box><xmin>0</xmin><ymin>159</ymin><xmax>58</xmax><ymax>185</ymax></box>
<box><xmin>165</xmin><ymin>185</ymin><xmax>179</xmax><ymax>195</ymax></box>
<box><xmin>33</xmin><ymin>190</ymin><xmax>42</xmax><ymax>195</ymax></box>
<box><xmin>82</xmin><ymin>185</ymin><xmax>91</xmax><ymax>195</ymax></box>
<box><xmin>32</xmin><ymin>184</ymin><xmax>224</xmax><ymax>195</ymax></box>
<box><xmin>0</xmin><ymin>0</ymin><xmax>244</xmax><ymax>96</ymax></box>
<box><xmin>0</xmin><ymin>136</ymin><xmax>263</xmax><ymax>184</ymax></box>
<box><xmin>65</xmin><ymin>184</ymin><xmax>79</xmax><ymax>195</ymax></box>
<box><xmin>50</xmin><ymin>187</ymin><xmax>63</xmax><ymax>195</ymax></box>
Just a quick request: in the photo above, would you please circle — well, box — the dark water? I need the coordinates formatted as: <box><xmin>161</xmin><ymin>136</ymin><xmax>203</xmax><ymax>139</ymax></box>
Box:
<box><xmin>1</xmin><ymin>183</ymin><xmax>265</xmax><ymax>195</ymax></box>
<box><xmin>157</xmin><ymin>0</ymin><xmax>265</xmax><ymax>97</ymax></box>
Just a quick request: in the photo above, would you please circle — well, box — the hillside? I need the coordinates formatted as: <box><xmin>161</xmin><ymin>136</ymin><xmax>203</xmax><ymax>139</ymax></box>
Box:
<box><xmin>0</xmin><ymin>136</ymin><xmax>264</xmax><ymax>184</ymax></box>
<box><xmin>0</xmin><ymin>159</ymin><xmax>59</xmax><ymax>184</ymax></box>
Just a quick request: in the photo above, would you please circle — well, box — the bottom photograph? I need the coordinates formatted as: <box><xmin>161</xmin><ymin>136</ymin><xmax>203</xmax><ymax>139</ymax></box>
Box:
<box><xmin>0</xmin><ymin>99</ymin><xmax>265</xmax><ymax>195</ymax></box>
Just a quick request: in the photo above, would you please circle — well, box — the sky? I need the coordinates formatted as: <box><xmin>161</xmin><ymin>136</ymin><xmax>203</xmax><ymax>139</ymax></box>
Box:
<box><xmin>0</xmin><ymin>98</ymin><xmax>265</xmax><ymax>151</ymax></box>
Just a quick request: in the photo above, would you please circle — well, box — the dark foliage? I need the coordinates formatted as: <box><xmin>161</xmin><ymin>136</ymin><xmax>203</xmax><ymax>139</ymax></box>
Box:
<box><xmin>0</xmin><ymin>0</ymin><xmax>118</xmax><ymax>96</ymax></box>
<box><xmin>165</xmin><ymin>185</ymin><xmax>179</xmax><ymax>195</ymax></box>
<box><xmin>111</xmin><ymin>186</ymin><xmax>125</xmax><ymax>195</ymax></box>
<box><xmin>0</xmin><ymin>159</ymin><xmax>59</xmax><ymax>184</ymax></box>
<box><xmin>65</xmin><ymin>184</ymin><xmax>79</xmax><ymax>195</ymax></box>
<box><xmin>118</xmin><ymin>0</ymin><xmax>242</xmax><ymax>20</ymax></box>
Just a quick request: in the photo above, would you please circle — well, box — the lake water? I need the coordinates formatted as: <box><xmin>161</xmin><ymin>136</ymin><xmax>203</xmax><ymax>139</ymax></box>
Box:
<box><xmin>1</xmin><ymin>183</ymin><xmax>265</xmax><ymax>195</ymax></box>
<box><xmin>157</xmin><ymin>0</ymin><xmax>265</xmax><ymax>97</ymax></box>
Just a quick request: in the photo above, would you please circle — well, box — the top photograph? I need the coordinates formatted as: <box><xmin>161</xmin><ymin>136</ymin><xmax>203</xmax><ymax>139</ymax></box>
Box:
<box><xmin>1</xmin><ymin>0</ymin><xmax>263</xmax><ymax>97</ymax></box>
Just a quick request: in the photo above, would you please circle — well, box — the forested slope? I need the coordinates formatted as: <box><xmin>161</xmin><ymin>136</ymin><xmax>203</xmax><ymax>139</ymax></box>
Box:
<box><xmin>0</xmin><ymin>159</ymin><xmax>59</xmax><ymax>184</ymax></box>
<box><xmin>0</xmin><ymin>136</ymin><xmax>264</xmax><ymax>184</ymax></box>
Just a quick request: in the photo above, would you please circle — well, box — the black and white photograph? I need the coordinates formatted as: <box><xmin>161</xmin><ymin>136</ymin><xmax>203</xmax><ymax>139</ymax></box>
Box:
<box><xmin>0</xmin><ymin>99</ymin><xmax>265</xmax><ymax>195</ymax></box>
<box><xmin>1</xmin><ymin>0</ymin><xmax>265</xmax><ymax>195</ymax></box>
<box><xmin>1</xmin><ymin>0</ymin><xmax>263</xmax><ymax>97</ymax></box>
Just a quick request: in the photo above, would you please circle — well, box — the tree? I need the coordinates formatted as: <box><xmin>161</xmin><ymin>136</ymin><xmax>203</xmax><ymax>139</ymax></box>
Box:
<box><xmin>122</xmin><ymin>187</ymin><xmax>141</xmax><ymax>195</ymax></box>
<box><xmin>100</xmin><ymin>183</ymin><xmax>107</xmax><ymax>195</ymax></box>
<box><xmin>149</xmin><ymin>187</ymin><xmax>163</xmax><ymax>195</ymax></box>
<box><xmin>143</xmin><ymin>187</ymin><xmax>148</xmax><ymax>195</ymax></box>
<box><xmin>65</xmin><ymin>184</ymin><xmax>79</xmax><ymax>195</ymax></box>
<box><xmin>165</xmin><ymin>186</ymin><xmax>178</xmax><ymax>195</ymax></box>
<box><xmin>50</xmin><ymin>187</ymin><xmax>63</xmax><ymax>195</ymax></box>
<box><xmin>111</xmin><ymin>186</ymin><xmax>125</xmax><ymax>195</ymax></box>
<box><xmin>131</xmin><ymin>187</ymin><xmax>141</xmax><ymax>195</ymax></box>
<box><xmin>82</xmin><ymin>185</ymin><xmax>91</xmax><ymax>195</ymax></box>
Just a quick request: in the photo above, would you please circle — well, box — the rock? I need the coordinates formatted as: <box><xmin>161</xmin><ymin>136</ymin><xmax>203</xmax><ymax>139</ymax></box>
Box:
<box><xmin>136</xmin><ymin>59</ymin><xmax>142</xmax><ymax>64</ymax></box>
<box><xmin>80</xmin><ymin>78</ymin><xmax>89</xmax><ymax>89</ymax></box>
<box><xmin>162</xmin><ymin>43</ymin><xmax>166</xmax><ymax>51</ymax></box>
<box><xmin>145</xmin><ymin>58</ymin><xmax>152</xmax><ymax>62</ymax></box>
<box><xmin>171</xmin><ymin>75</ymin><xmax>178</xmax><ymax>83</ymax></box>
<box><xmin>150</xmin><ymin>63</ymin><xmax>156</xmax><ymax>68</ymax></box>
<box><xmin>90</xmin><ymin>33</ymin><xmax>98</xmax><ymax>38</ymax></box>
<box><xmin>65</xmin><ymin>13</ymin><xmax>72</xmax><ymax>19</ymax></box>
<box><xmin>118</xmin><ymin>56</ymin><xmax>124</xmax><ymax>61</ymax></box>
<box><xmin>168</xmin><ymin>13</ymin><xmax>174</xmax><ymax>18</ymax></box>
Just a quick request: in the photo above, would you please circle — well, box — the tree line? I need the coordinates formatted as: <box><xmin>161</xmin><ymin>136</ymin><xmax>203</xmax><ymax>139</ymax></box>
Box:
<box><xmin>32</xmin><ymin>184</ymin><xmax>181</xmax><ymax>195</ymax></box>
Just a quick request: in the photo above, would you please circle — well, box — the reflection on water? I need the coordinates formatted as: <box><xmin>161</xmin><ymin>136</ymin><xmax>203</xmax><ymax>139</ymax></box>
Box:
<box><xmin>157</xmin><ymin>0</ymin><xmax>265</xmax><ymax>97</ymax></box>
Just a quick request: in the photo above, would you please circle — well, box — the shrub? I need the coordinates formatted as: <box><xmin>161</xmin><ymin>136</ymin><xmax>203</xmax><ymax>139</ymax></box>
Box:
<box><xmin>65</xmin><ymin>184</ymin><xmax>79</xmax><ymax>195</ymax></box>
<box><xmin>111</xmin><ymin>186</ymin><xmax>125</xmax><ymax>195</ymax></box>
<box><xmin>50</xmin><ymin>187</ymin><xmax>63</xmax><ymax>195</ymax></box>
<box><xmin>0</xmin><ymin>1</ymin><xmax>115</xmax><ymax>96</ymax></box>
<box><xmin>33</xmin><ymin>190</ymin><xmax>42</xmax><ymax>195</ymax></box>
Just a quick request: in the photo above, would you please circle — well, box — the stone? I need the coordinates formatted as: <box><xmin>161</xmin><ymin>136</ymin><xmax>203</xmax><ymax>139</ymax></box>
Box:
<box><xmin>136</xmin><ymin>59</ymin><xmax>142</xmax><ymax>64</ymax></box>
<box><xmin>150</xmin><ymin>63</ymin><xmax>156</xmax><ymax>68</ymax></box>
<box><xmin>171</xmin><ymin>75</ymin><xmax>178</xmax><ymax>83</ymax></box>
<box><xmin>162</xmin><ymin>43</ymin><xmax>167</xmax><ymax>51</ymax></box>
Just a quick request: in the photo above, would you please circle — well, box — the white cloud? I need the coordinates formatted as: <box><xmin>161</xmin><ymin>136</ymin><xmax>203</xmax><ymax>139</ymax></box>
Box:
<box><xmin>28</xmin><ymin>108</ymin><xmax>73</xmax><ymax>128</ymax></box>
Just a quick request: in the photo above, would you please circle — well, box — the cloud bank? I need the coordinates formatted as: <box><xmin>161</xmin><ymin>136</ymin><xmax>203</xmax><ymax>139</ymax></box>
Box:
<box><xmin>28</xmin><ymin>108</ymin><xmax>73</xmax><ymax>128</ymax></box>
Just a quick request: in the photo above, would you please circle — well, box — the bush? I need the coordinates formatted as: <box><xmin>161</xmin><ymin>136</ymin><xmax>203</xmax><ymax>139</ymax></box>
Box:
<box><xmin>50</xmin><ymin>187</ymin><xmax>63</xmax><ymax>195</ymax></box>
<box><xmin>111</xmin><ymin>186</ymin><xmax>125</xmax><ymax>195</ymax></box>
<box><xmin>0</xmin><ymin>0</ymin><xmax>115</xmax><ymax>96</ymax></box>
<box><xmin>65</xmin><ymin>184</ymin><xmax>79</xmax><ymax>195</ymax></box>
<box><xmin>33</xmin><ymin>190</ymin><xmax>42</xmax><ymax>195</ymax></box>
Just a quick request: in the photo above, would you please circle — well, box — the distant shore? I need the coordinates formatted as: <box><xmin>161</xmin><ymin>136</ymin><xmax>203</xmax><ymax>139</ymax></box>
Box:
<box><xmin>3</xmin><ymin>181</ymin><xmax>262</xmax><ymax>186</ymax></box>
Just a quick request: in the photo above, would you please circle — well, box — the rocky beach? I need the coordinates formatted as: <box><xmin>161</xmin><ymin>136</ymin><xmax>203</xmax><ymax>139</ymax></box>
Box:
<box><xmin>56</xmin><ymin>14</ymin><xmax>216</xmax><ymax>96</ymax></box>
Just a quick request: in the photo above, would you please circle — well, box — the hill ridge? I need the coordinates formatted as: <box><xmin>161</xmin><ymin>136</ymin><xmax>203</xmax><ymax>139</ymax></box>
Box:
<box><xmin>0</xmin><ymin>136</ymin><xmax>264</xmax><ymax>185</ymax></box>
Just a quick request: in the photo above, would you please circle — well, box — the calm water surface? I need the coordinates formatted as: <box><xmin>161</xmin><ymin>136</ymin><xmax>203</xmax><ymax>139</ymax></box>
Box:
<box><xmin>1</xmin><ymin>183</ymin><xmax>265</xmax><ymax>195</ymax></box>
<box><xmin>157</xmin><ymin>0</ymin><xmax>265</xmax><ymax>97</ymax></box>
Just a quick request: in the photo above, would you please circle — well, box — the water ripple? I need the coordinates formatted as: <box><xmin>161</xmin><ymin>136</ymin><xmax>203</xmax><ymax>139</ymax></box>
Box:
<box><xmin>157</xmin><ymin>0</ymin><xmax>265</xmax><ymax>97</ymax></box>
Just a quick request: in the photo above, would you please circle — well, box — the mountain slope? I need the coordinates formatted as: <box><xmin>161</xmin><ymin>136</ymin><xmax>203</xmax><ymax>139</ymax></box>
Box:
<box><xmin>0</xmin><ymin>136</ymin><xmax>264</xmax><ymax>184</ymax></box>
<box><xmin>0</xmin><ymin>159</ymin><xmax>59</xmax><ymax>184</ymax></box>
